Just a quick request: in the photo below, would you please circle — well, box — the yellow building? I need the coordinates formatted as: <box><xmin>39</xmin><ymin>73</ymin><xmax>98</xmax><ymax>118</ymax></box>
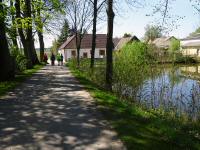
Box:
<box><xmin>181</xmin><ymin>34</ymin><xmax>200</xmax><ymax>56</ymax></box>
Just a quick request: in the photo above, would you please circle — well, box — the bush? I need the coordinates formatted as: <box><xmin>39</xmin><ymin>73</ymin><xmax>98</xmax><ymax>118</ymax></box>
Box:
<box><xmin>11</xmin><ymin>48</ymin><xmax>28</xmax><ymax>72</ymax></box>
<box><xmin>16</xmin><ymin>54</ymin><xmax>29</xmax><ymax>71</ymax></box>
<box><xmin>114</xmin><ymin>42</ymin><xmax>155</xmax><ymax>99</ymax></box>
<box><xmin>175</xmin><ymin>55</ymin><xmax>197</xmax><ymax>64</ymax></box>
<box><xmin>68</xmin><ymin>58</ymin><xmax>106</xmax><ymax>86</ymax></box>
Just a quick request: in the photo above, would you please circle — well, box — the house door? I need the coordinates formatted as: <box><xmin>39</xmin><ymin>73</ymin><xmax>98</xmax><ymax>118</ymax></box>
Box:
<box><xmin>71</xmin><ymin>50</ymin><xmax>76</xmax><ymax>58</ymax></box>
<box><xmin>83</xmin><ymin>52</ymin><xmax>88</xmax><ymax>58</ymax></box>
<box><xmin>99</xmin><ymin>50</ymin><xmax>105</xmax><ymax>58</ymax></box>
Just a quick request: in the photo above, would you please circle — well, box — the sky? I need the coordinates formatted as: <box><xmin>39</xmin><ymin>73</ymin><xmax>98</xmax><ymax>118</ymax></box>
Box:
<box><xmin>37</xmin><ymin>0</ymin><xmax>200</xmax><ymax>48</ymax></box>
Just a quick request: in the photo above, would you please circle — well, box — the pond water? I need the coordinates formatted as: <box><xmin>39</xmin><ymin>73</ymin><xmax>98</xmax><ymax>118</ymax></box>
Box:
<box><xmin>136</xmin><ymin>65</ymin><xmax>200</xmax><ymax>120</ymax></box>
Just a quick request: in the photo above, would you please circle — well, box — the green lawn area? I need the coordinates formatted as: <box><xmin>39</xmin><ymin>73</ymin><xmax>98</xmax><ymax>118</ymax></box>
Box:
<box><xmin>0</xmin><ymin>65</ymin><xmax>43</xmax><ymax>97</ymax></box>
<box><xmin>69</xmin><ymin>66</ymin><xmax>200</xmax><ymax>150</ymax></box>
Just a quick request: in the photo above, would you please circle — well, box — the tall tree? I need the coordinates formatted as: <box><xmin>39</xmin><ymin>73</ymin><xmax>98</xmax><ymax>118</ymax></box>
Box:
<box><xmin>0</xmin><ymin>0</ymin><xmax>14</xmax><ymax>81</ymax></box>
<box><xmin>33</xmin><ymin>0</ymin><xmax>63</xmax><ymax>62</ymax></box>
<box><xmin>90</xmin><ymin>0</ymin><xmax>106</xmax><ymax>68</ymax></box>
<box><xmin>15</xmin><ymin>0</ymin><xmax>39</xmax><ymax>67</ymax></box>
<box><xmin>8</xmin><ymin>0</ymin><xmax>19</xmax><ymax>50</ymax></box>
<box><xmin>34</xmin><ymin>1</ymin><xmax>45</xmax><ymax>62</ymax></box>
<box><xmin>190</xmin><ymin>27</ymin><xmax>200</xmax><ymax>36</ymax></box>
<box><xmin>51</xmin><ymin>39</ymin><xmax>59</xmax><ymax>54</ymax></box>
<box><xmin>66</xmin><ymin>0</ymin><xmax>93</xmax><ymax>67</ymax></box>
<box><xmin>90</xmin><ymin>0</ymin><xmax>97</xmax><ymax>68</ymax></box>
<box><xmin>57</xmin><ymin>19</ymin><xmax>69</xmax><ymax>47</ymax></box>
<box><xmin>25</xmin><ymin>0</ymin><xmax>39</xmax><ymax>65</ymax></box>
<box><xmin>106</xmin><ymin>0</ymin><xmax>114</xmax><ymax>90</ymax></box>
<box><xmin>144</xmin><ymin>24</ymin><xmax>162</xmax><ymax>42</ymax></box>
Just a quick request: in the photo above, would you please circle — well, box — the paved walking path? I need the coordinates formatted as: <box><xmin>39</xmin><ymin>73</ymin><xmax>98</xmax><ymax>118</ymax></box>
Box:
<box><xmin>0</xmin><ymin>65</ymin><xmax>125</xmax><ymax>150</ymax></box>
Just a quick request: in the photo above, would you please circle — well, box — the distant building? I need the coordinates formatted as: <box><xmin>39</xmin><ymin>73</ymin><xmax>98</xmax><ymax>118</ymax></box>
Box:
<box><xmin>149</xmin><ymin>36</ymin><xmax>177</xmax><ymax>56</ymax></box>
<box><xmin>181</xmin><ymin>34</ymin><xmax>200</xmax><ymax>56</ymax></box>
<box><xmin>150</xmin><ymin>36</ymin><xmax>177</xmax><ymax>50</ymax></box>
<box><xmin>115</xmin><ymin>36</ymin><xmax>140</xmax><ymax>50</ymax></box>
<box><xmin>58</xmin><ymin>34</ymin><xmax>120</xmax><ymax>61</ymax></box>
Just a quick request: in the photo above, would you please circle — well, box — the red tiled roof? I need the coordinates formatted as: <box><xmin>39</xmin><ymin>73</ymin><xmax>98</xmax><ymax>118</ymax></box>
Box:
<box><xmin>59</xmin><ymin>35</ymin><xmax>75</xmax><ymax>50</ymax></box>
<box><xmin>59</xmin><ymin>34</ymin><xmax>109</xmax><ymax>49</ymax></box>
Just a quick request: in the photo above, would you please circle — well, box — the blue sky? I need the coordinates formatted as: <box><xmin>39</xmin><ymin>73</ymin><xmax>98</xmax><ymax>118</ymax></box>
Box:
<box><xmin>111</xmin><ymin>0</ymin><xmax>200</xmax><ymax>38</ymax></box>
<box><xmin>39</xmin><ymin>0</ymin><xmax>200</xmax><ymax>48</ymax></box>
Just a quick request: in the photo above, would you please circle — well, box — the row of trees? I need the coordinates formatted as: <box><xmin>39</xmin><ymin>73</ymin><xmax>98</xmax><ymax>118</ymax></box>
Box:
<box><xmin>2</xmin><ymin>0</ymin><xmax>191</xmax><ymax>90</ymax></box>
<box><xmin>65</xmin><ymin>0</ymin><xmax>189</xmax><ymax>90</ymax></box>
<box><xmin>64</xmin><ymin>0</ymin><xmax>147</xmax><ymax>90</ymax></box>
<box><xmin>0</xmin><ymin>0</ymin><xmax>63</xmax><ymax>81</ymax></box>
<box><xmin>55</xmin><ymin>0</ymin><xmax>114</xmax><ymax>89</ymax></box>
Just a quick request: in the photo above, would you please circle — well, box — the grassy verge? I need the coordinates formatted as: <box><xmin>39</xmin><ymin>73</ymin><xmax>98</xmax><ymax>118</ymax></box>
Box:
<box><xmin>0</xmin><ymin>65</ymin><xmax>43</xmax><ymax>97</ymax></box>
<box><xmin>68</xmin><ymin>65</ymin><xmax>200</xmax><ymax>150</ymax></box>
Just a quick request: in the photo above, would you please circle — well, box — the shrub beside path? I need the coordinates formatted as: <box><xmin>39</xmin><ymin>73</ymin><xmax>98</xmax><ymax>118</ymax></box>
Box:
<box><xmin>0</xmin><ymin>65</ymin><xmax>125</xmax><ymax>150</ymax></box>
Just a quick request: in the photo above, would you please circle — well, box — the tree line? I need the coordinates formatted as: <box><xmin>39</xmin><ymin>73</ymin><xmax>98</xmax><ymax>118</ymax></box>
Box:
<box><xmin>2</xmin><ymin>0</ymin><xmax>196</xmax><ymax>90</ymax></box>
<box><xmin>0</xmin><ymin>0</ymin><xmax>118</xmax><ymax>90</ymax></box>
<box><xmin>0</xmin><ymin>0</ymin><xmax>63</xmax><ymax>81</ymax></box>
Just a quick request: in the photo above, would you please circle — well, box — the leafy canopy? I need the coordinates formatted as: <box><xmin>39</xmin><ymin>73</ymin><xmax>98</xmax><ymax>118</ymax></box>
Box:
<box><xmin>144</xmin><ymin>24</ymin><xmax>162</xmax><ymax>42</ymax></box>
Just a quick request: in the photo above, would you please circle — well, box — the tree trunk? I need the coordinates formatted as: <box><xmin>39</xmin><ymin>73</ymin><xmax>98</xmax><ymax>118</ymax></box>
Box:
<box><xmin>75</xmin><ymin>32</ymin><xmax>81</xmax><ymax>67</ymax></box>
<box><xmin>106</xmin><ymin>0</ymin><xmax>114</xmax><ymax>91</ymax></box>
<box><xmin>15</xmin><ymin>0</ymin><xmax>33</xmax><ymax>68</ymax></box>
<box><xmin>90</xmin><ymin>0</ymin><xmax>97</xmax><ymax>68</ymax></box>
<box><xmin>10</xmin><ymin>0</ymin><xmax>19</xmax><ymax>50</ymax></box>
<box><xmin>25</xmin><ymin>0</ymin><xmax>39</xmax><ymax>65</ymax></box>
<box><xmin>30</xmin><ymin>38</ymin><xmax>40</xmax><ymax>64</ymax></box>
<box><xmin>77</xmin><ymin>46</ymin><xmax>80</xmax><ymax>67</ymax></box>
<box><xmin>0</xmin><ymin>0</ymin><xmax>15</xmax><ymax>81</ymax></box>
<box><xmin>35</xmin><ymin>8</ymin><xmax>45</xmax><ymax>62</ymax></box>
<box><xmin>38</xmin><ymin>30</ymin><xmax>45</xmax><ymax>62</ymax></box>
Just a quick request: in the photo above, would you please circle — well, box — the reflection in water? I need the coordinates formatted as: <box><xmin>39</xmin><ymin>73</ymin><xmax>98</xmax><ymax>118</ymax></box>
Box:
<box><xmin>135</xmin><ymin>65</ymin><xmax>200</xmax><ymax>120</ymax></box>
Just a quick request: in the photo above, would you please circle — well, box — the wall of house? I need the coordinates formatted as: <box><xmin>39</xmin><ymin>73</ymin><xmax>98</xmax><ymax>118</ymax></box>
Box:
<box><xmin>181</xmin><ymin>39</ymin><xmax>200</xmax><ymax>56</ymax></box>
<box><xmin>181</xmin><ymin>48</ymin><xmax>199</xmax><ymax>56</ymax></box>
<box><xmin>63</xmin><ymin>48</ymin><xmax>107</xmax><ymax>61</ymax></box>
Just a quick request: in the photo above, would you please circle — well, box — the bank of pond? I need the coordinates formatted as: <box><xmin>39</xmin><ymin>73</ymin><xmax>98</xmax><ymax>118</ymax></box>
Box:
<box><xmin>124</xmin><ymin>64</ymin><xmax>200</xmax><ymax>121</ymax></box>
<box><xmin>70</xmin><ymin>58</ymin><xmax>200</xmax><ymax>121</ymax></box>
<box><xmin>68</xmin><ymin>62</ymin><xmax>200</xmax><ymax>149</ymax></box>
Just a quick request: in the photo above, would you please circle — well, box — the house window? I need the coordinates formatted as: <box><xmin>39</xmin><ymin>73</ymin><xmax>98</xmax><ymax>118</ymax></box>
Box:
<box><xmin>99</xmin><ymin>50</ymin><xmax>105</xmax><ymax>57</ymax></box>
<box><xmin>71</xmin><ymin>50</ymin><xmax>76</xmax><ymax>57</ymax></box>
<box><xmin>83</xmin><ymin>52</ymin><xmax>88</xmax><ymax>58</ymax></box>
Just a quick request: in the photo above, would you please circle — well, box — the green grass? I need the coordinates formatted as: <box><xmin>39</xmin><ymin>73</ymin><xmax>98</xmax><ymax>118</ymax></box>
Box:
<box><xmin>68</xmin><ymin>65</ymin><xmax>200</xmax><ymax>150</ymax></box>
<box><xmin>0</xmin><ymin>65</ymin><xmax>43</xmax><ymax>97</ymax></box>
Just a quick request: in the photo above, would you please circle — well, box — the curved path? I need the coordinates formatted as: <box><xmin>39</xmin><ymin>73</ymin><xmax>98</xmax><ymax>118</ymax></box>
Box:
<box><xmin>0</xmin><ymin>65</ymin><xmax>125</xmax><ymax>150</ymax></box>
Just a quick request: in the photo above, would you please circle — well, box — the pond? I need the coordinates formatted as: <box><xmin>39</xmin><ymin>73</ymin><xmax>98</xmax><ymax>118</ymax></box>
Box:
<box><xmin>136</xmin><ymin>65</ymin><xmax>200</xmax><ymax>120</ymax></box>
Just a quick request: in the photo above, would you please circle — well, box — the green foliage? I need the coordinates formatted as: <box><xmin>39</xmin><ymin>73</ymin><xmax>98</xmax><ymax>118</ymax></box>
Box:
<box><xmin>68</xmin><ymin>58</ymin><xmax>106</xmax><ymax>86</ymax></box>
<box><xmin>114</xmin><ymin>42</ymin><xmax>155</xmax><ymax>97</ymax></box>
<box><xmin>15</xmin><ymin>17</ymin><xmax>32</xmax><ymax>29</ymax></box>
<box><xmin>15</xmin><ymin>54</ymin><xmax>29</xmax><ymax>71</ymax></box>
<box><xmin>11</xmin><ymin>48</ymin><xmax>28</xmax><ymax>71</ymax></box>
<box><xmin>175</xmin><ymin>56</ymin><xmax>197</xmax><ymax>64</ymax></box>
<box><xmin>169</xmin><ymin>39</ymin><xmax>180</xmax><ymax>52</ymax></box>
<box><xmin>190</xmin><ymin>26</ymin><xmax>200</xmax><ymax>36</ymax></box>
<box><xmin>51</xmin><ymin>39</ymin><xmax>59</xmax><ymax>54</ymax></box>
<box><xmin>57</xmin><ymin>19</ymin><xmax>69</xmax><ymax>47</ymax></box>
<box><xmin>169</xmin><ymin>39</ymin><xmax>181</xmax><ymax>62</ymax></box>
<box><xmin>123</xmin><ymin>33</ymin><xmax>132</xmax><ymax>38</ymax></box>
<box><xmin>144</xmin><ymin>24</ymin><xmax>162</xmax><ymax>42</ymax></box>
<box><xmin>0</xmin><ymin>2</ymin><xmax>8</xmax><ymax>20</ymax></box>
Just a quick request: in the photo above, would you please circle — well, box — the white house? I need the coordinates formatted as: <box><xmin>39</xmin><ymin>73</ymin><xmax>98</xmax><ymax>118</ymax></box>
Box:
<box><xmin>114</xmin><ymin>36</ymin><xmax>140</xmax><ymax>50</ymax></box>
<box><xmin>59</xmin><ymin>34</ymin><xmax>119</xmax><ymax>61</ymax></box>
<box><xmin>150</xmin><ymin>36</ymin><xmax>177</xmax><ymax>50</ymax></box>
<box><xmin>180</xmin><ymin>34</ymin><xmax>200</xmax><ymax>56</ymax></box>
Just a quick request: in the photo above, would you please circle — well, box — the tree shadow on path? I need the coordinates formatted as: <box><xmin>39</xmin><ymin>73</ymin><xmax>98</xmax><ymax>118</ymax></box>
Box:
<box><xmin>0</xmin><ymin>66</ymin><xmax>125</xmax><ymax>150</ymax></box>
